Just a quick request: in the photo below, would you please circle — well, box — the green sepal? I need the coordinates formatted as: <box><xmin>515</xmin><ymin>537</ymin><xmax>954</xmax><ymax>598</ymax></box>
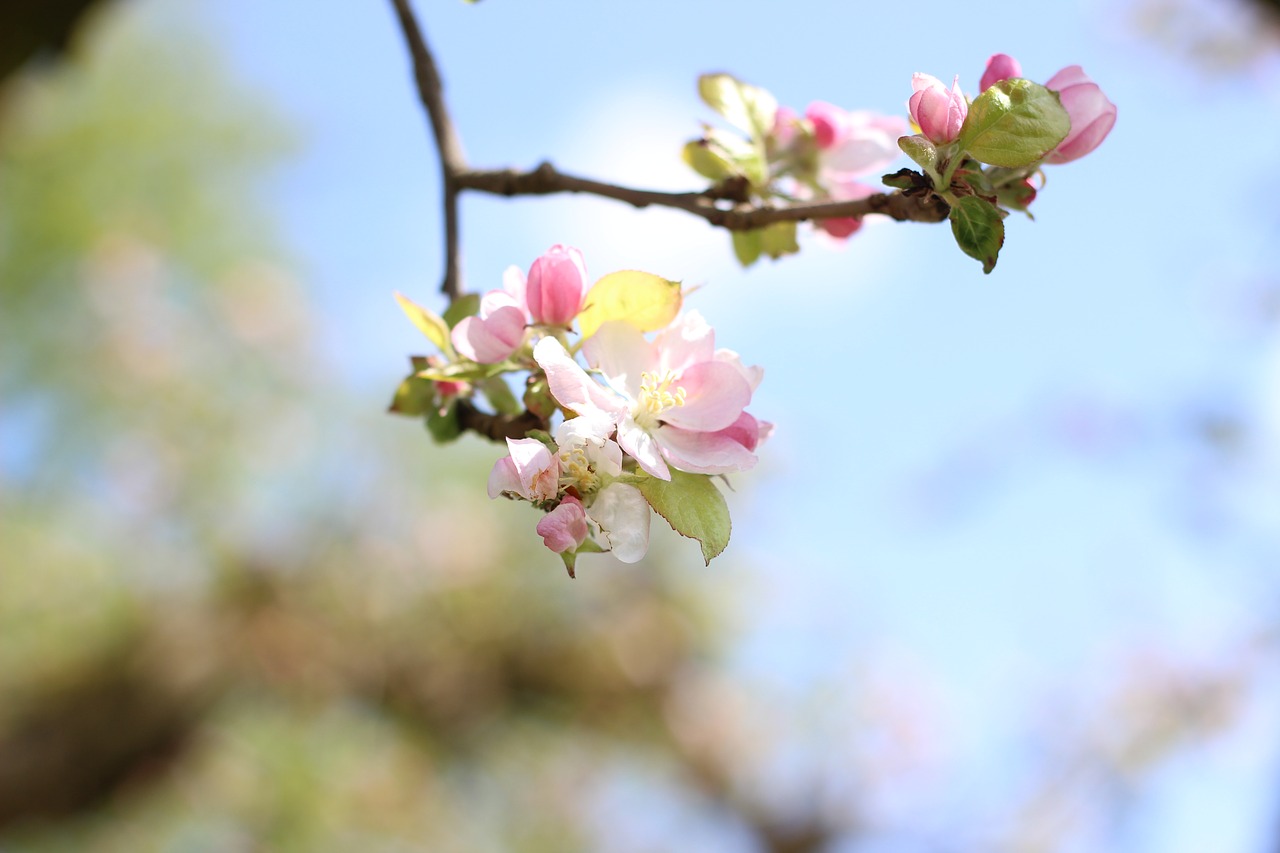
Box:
<box><xmin>523</xmin><ymin>376</ymin><xmax>558</xmax><ymax>421</ymax></box>
<box><xmin>948</xmin><ymin>195</ymin><xmax>1006</xmax><ymax>274</ymax></box>
<box><xmin>898</xmin><ymin>134</ymin><xmax>938</xmax><ymax>172</ymax></box>
<box><xmin>637</xmin><ymin>469</ymin><xmax>731</xmax><ymax>565</ymax></box>
<box><xmin>426</xmin><ymin>399</ymin><xmax>462</xmax><ymax>443</ymax></box>
<box><xmin>881</xmin><ymin>168</ymin><xmax>931</xmax><ymax>191</ymax></box>
<box><xmin>442</xmin><ymin>292</ymin><xmax>481</xmax><ymax>329</ymax></box>
<box><xmin>697</xmin><ymin>73</ymin><xmax>778</xmax><ymax>139</ymax></box>
<box><xmin>956</xmin><ymin>78</ymin><xmax>1069</xmax><ymax>168</ymax></box>
<box><xmin>479</xmin><ymin>376</ymin><xmax>521</xmax><ymax>416</ymax></box>
<box><xmin>557</xmin><ymin>537</ymin><xmax>606</xmax><ymax>579</ymax></box>
<box><xmin>731</xmin><ymin>229</ymin><xmax>763</xmax><ymax>268</ymax></box>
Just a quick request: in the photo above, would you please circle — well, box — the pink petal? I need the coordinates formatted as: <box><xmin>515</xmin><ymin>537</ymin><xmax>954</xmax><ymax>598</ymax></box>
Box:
<box><xmin>507</xmin><ymin>437</ymin><xmax>557</xmax><ymax>501</ymax></box>
<box><xmin>536</xmin><ymin>496</ymin><xmax>589</xmax><ymax>553</ymax></box>
<box><xmin>487</xmin><ymin>456</ymin><xmax>521</xmax><ymax>499</ymax></box>
<box><xmin>654</xmin><ymin>424</ymin><xmax>759</xmax><ymax>475</ymax></box>
<box><xmin>980</xmin><ymin>53</ymin><xmax>1022</xmax><ymax>92</ymax></box>
<box><xmin>661</xmin><ymin>361</ymin><xmax>751</xmax><ymax>432</ymax></box>
<box><xmin>653</xmin><ymin>311</ymin><xmax>716</xmax><ymax>374</ymax></box>
<box><xmin>533</xmin><ymin>336</ymin><xmax>627</xmax><ymax>421</ymax></box>
<box><xmin>526</xmin><ymin>245</ymin><xmax>587</xmax><ymax>326</ymax></box>
<box><xmin>451</xmin><ymin>305</ymin><xmax>525</xmax><ymax>363</ymax></box>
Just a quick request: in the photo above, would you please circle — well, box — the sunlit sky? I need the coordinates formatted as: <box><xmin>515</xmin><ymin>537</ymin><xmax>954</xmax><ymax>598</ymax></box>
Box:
<box><xmin>169</xmin><ymin>0</ymin><xmax>1280</xmax><ymax>847</ymax></box>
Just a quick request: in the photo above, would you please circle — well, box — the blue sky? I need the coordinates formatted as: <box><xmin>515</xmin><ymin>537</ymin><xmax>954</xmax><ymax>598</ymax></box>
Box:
<box><xmin>185</xmin><ymin>0</ymin><xmax>1280</xmax><ymax>847</ymax></box>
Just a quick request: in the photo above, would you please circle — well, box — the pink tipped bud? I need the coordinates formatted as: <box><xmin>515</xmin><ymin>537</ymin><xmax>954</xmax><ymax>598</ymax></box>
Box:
<box><xmin>1042</xmin><ymin>66</ymin><xmax>1116</xmax><ymax>164</ymax></box>
<box><xmin>980</xmin><ymin>53</ymin><xmax>1022</xmax><ymax>92</ymax></box>
<box><xmin>536</xmin><ymin>495</ymin><xmax>589</xmax><ymax>553</ymax></box>
<box><xmin>772</xmin><ymin>105</ymin><xmax>799</xmax><ymax>147</ymax></box>
<box><xmin>908</xmin><ymin>73</ymin><xmax>967</xmax><ymax>145</ymax></box>
<box><xmin>526</xmin><ymin>244</ymin><xmax>587</xmax><ymax>326</ymax></box>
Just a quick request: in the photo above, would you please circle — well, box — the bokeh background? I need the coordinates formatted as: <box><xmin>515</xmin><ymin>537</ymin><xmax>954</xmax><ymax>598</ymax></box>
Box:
<box><xmin>3</xmin><ymin>0</ymin><xmax>1280</xmax><ymax>850</ymax></box>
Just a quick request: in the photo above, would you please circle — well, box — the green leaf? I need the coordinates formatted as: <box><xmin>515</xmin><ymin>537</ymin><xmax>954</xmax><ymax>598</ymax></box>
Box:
<box><xmin>948</xmin><ymin>196</ymin><xmax>1005</xmax><ymax>274</ymax></box>
<box><xmin>683</xmin><ymin>139</ymin><xmax>736</xmax><ymax>182</ymax></box>
<box><xmin>637</xmin><ymin>469</ymin><xmax>731</xmax><ymax>565</ymax></box>
<box><xmin>417</xmin><ymin>360</ymin><xmax>509</xmax><ymax>383</ymax></box>
<box><xmin>697</xmin><ymin>73</ymin><xmax>778</xmax><ymax>139</ymax></box>
<box><xmin>881</xmin><ymin>168</ymin><xmax>928</xmax><ymax>191</ymax></box>
<box><xmin>731</xmin><ymin>229</ymin><xmax>762</xmax><ymax>267</ymax></box>
<box><xmin>479</xmin><ymin>376</ymin><xmax>521</xmax><ymax>416</ymax></box>
<box><xmin>388</xmin><ymin>374</ymin><xmax>436</xmax><ymax>416</ymax></box>
<box><xmin>759</xmin><ymin>221</ymin><xmax>798</xmax><ymax>259</ymax></box>
<box><xmin>395</xmin><ymin>292</ymin><xmax>453</xmax><ymax>356</ymax></box>
<box><xmin>956</xmin><ymin>78</ymin><xmax>1070</xmax><ymax>168</ymax></box>
<box><xmin>426</xmin><ymin>399</ymin><xmax>462</xmax><ymax>443</ymax></box>
<box><xmin>898</xmin><ymin>134</ymin><xmax>938</xmax><ymax>172</ymax></box>
<box><xmin>442</xmin><ymin>292</ymin><xmax>481</xmax><ymax>329</ymax></box>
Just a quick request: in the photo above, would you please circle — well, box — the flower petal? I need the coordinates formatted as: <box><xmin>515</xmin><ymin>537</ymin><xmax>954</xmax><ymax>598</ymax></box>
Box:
<box><xmin>617</xmin><ymin>415</ymin><xmax>669</xmax><ymax>480</ymax></box>
<box><xmin>589</xmin><ymin>483</ymin><xmax>650</xmax><ymax>563</ymax></box>
<box><xmin>536</xmin><ymin>496</ymin><xmax>589</xmax><ymax>553</ymax></box>
<box><xmin>662</xmin><ymin>361</ymin><xmax>751</xmax><ymax>432</ymax></box>
<box><xmin>533</xmin><ymin>336</ymin><xmax>627</xmax><ymax>420</ymax></box>
<box><xmin>655</xmin><ymin>424</ymin><xmax>759</xmax><ymax>475</ymax></box>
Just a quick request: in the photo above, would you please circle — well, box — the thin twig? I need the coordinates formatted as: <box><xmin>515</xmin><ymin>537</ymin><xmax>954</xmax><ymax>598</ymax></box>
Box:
<box><xmin>389</xmin><ymin>0</ymin><xmax>468</xmax><ymax>300</ymax></box>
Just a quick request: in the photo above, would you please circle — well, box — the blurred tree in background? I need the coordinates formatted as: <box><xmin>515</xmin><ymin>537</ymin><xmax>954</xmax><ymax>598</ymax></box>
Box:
<box><xmin>1</xmin><ymin>1</ymin><xmax>1277</xmax><ymax>852</ymax></box>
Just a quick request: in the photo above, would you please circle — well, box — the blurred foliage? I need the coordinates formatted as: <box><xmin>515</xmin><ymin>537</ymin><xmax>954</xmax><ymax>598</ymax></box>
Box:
<box><xmin>0</xmin><ymin>2</ymin><xmax>1269</xmax><ymax>852</ymax></box>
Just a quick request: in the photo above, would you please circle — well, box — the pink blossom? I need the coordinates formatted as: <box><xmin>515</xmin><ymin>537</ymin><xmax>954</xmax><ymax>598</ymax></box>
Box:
<box><xmin>451</xmin><ymin>268</ymin><xmax>527</xmax><ymax>363</ymax></box>
<box><xmin>980</xmin><ymin>53</ymin><xmax>1022</xmax><ymax>92</ymax></box>
<box><xmin>908</xmin><ymin>73</ymin><xmax>967</xmax><ymax>145</ymax></box>
<box><xmin>1043</xmin><ymin>65</ymin><xmax>1116</xmax><ymax>164</ymax></box>
<box><xmin>525</xmin><ymin>244</ymin><xmax>588</xmax><ymax>326</ymax></box>
<box><xmin>487</xmin><ymin>437</ymin><xmax>558</xmax><ymax>502</ymax></box>
<box><xmin>536</xmin><ymin>495</ymin><xmax>589</xmax><ymax>553</ymax></box>
<box><xmin>814</xmin><ymin>178</ymin><xmax>877</xmax><ymax>242</ymax></box>
<box><xmin>772</xmin><ymin>105</ymin><xmax>800</xmax><ymax>147</ymax></box>
<box><xmin>814</xmin><ymin>109</ymin><xmax>907</xmax><ymax>181</ymax></box>
<box><xmin>533</xmin><ymin>312</ymin><xmax>759</xmax><ymax>480</ymax></box>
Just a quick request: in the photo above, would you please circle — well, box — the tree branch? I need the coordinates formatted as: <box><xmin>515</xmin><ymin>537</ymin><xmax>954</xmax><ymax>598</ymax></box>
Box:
<box><xmin>457</xmin><ymin>162</ymin><xmax>950</xmax><ymax>228</ymax></box>
<box><xmin>389</xmin><ymin>0</ymin><xmax>467</xmax><ymax>300</ymax></box>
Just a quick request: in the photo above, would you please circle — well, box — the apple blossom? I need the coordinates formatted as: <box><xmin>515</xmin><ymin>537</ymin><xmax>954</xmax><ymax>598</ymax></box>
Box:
<box><xmin>533</xmin><ymin>311</ymin><xmax>759</xmax><ymax>480</ymax></box>
<box><xmin>451</xmin><ymin>286</ymin><xmax>525</xmax><ymax>364</ymax></box>
<box><xmin>488</xmin><ymin>436</ymin><xmax>558</xmax><ymax>502</ymax></box>
<box><xmin>1043</xmin><ymin>65</ymin><xmax>1116</xmax><ymax>164</ymax></box>
<box><xmin>909</xmin><ymin>73</ymin><xmax>967</xmax><ymax>145</ymax></box>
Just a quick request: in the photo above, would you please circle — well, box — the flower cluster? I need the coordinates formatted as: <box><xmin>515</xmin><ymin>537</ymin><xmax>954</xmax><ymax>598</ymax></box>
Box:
<box><xmin>682</xmin><ymin>73</ymin><xmax>907</xmax><ymax>267</ymax></box>
<box><xmin>390</xmin><ymin>246</ymin><xmax>769</xmax><ymax>576</ymax></box>
<box><xmin>897</xmin><ymin>53</ymin><xmax>1116</xmax><ymax>271</ymax></box>
<box><xmin>683</xmin><ymin>57</ymin><xmax>1114</xmax><ymax>274</ymax></box>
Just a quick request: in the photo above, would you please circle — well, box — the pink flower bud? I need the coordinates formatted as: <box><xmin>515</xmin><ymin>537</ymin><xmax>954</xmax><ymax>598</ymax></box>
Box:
<box><xmin>450</xmin><ymin>291</ymin><xmax>526</xmax><ymax>364</ymax></box>
<box><xmin>817</xmin><ymin>217</ymin><xmax>863</xmax><ymax>239</ymax></box>
<box><xmin>1042</xmin><ymin>66</ymin><xmax>1116</xmax><ymax>164</ymax></box>
<box><xmin>536</xmin><ymin>495</ymin><xmax>589</xmax><ymax>553</ymax></box>
<box><xmin>805</xmin><ymin>101</ymin><xmax>847</xmax><ymax>149</ymax></box>
<box><xmin>979</xmin><ymin>53</ymin><xmax>1022</xmax><ymax>92</ymax></box>
<box><xmin>909</xmin><ymin>74</ymin><xmax>967</xmax><ymax>145</ymax></box>
<box><xmin>525</xmin><ymin>244</ymin><xmax>587</xmax><ymax>326</ymax></box>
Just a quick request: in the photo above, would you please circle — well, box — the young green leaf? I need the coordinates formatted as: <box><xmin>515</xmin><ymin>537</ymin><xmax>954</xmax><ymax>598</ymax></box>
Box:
<box><xmin>442</xmin><ymin>292</ymin><xmax>481</xmax><ymax>329</ymax></box>
<box><xmin>395</xmin><ymin>292</ymin><xmax>454</xmax><ymax>356</ymax></box>
<box><xmin>637</xmin><ymin>470</ymin><xmax>731</xmax><ymax>565</ymax></box>
<box><xmin>697</xmin><ymin>73</ymin><xmax>778</xmax><ymax>139</ymax></box>
<box><xmin>759</xmin><ymin>221</ymin><xmax>799</xmax><ymax>259</ymax></box>
<box><xmin>956</xmin><ymin>78</ymin><xmax>1070</xmax><ymax>168</ymax></box>
<box><xmin>948</xmin><ymin>196</ymin><xmax>1005</xmax><ymax>274</ymax></box>
<box><xmin>577</xmin><ymin>270</ymin><xmax>683</xmax><ymax>339</ymax></box>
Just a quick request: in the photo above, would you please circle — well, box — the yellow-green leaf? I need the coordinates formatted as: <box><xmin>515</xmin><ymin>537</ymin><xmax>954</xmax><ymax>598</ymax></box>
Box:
<box><xmin>395</xmin><ymin>291</ymin><xmax>453</xmax><ymax>356</ymax></box>
<box><xmin>577</xmin><ymin>270</ymin><xmax>682</xmax><ymax>339</ymax></box>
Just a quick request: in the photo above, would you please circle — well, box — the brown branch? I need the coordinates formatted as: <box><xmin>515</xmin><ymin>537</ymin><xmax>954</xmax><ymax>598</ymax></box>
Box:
<box><xmin>389</xmin><ymin>0</ymin><xmax>468</xmax><ymax>300</ymax></box>
<box><xmin>457</xmin><ymin>161</ymin><xmax>951</xmax><ymax>228</ymax></box>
